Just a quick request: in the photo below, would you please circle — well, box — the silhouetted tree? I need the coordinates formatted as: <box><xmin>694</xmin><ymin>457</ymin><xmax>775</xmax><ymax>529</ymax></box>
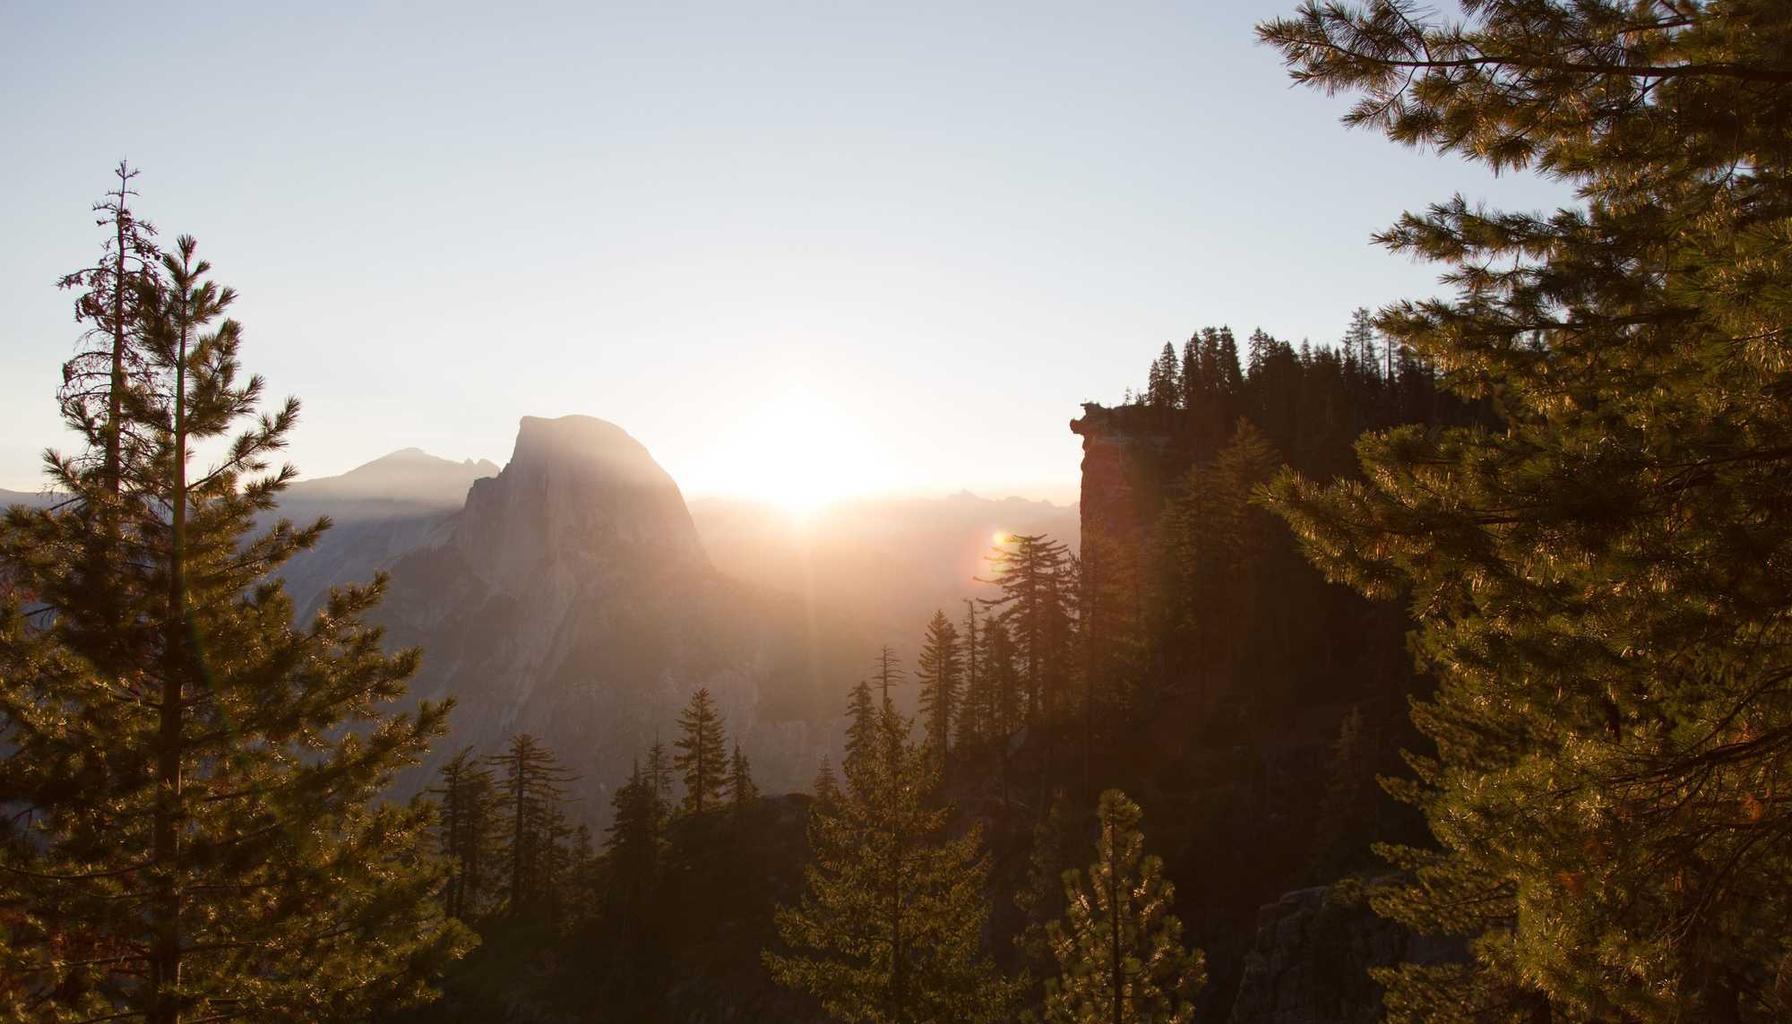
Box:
<box><xmin>981</xmin><ymin>533</ymin><xmax>1075</xmax><ymax>725</ymax></box>
<box><xmin>433</xmin><ymin>747</ymin><xmax>502</xmax><ymax>921</ymax></box>
<box><xmin>916</xmin><ymin>610</ymin><xmax>963</xmax><ymax>761</ymax></box>
<box><xmin>674</xmin><ymin>688</ymin><xmax>728</xmax><ymax>815</ymax></box>
<box><xmin>767</xmin><ymin>704</ymin><xmax>1015</xmax><ymax>1023</ymax></box>
<box><xmin>844</xmin><ymin>678</ymin><xmax>879</xmax><ymax>776</ymax></box>
<box><xmin>0</xmin><ymin>231</ymin><xmax>465</xmax><ymax>1024</ymax></box>
<box><xmin>490</xmin><ymin>733</ymin><xmax>575</xmax><ymax>913</ymax></box>
<box><xmin>728</xmin><ymin>742</ymin><xmax>759</xmax><ymax>812</ymax></box>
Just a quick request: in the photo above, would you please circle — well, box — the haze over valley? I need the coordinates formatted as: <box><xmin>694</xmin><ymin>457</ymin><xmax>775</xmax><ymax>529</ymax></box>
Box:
<box><xmin>5</xmin><ymin>4</ymin><xmax>1787</xmax><ymax>1024</ymax></box>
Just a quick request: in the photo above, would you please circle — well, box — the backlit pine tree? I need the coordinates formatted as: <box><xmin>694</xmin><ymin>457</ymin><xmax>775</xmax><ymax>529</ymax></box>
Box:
<box><xmin>956</xmin><ymin>600</ymin><xmax>988</xmax><ymax>748</ymax></box>
<box><xmin>55</xmin><ymin>160</ymin><xmax>160</xmax><ymax>499</ymax></box>
<box><xmin>0</xmin><ymin>231</ymin><xmax>466</xmax><ymax>1024</ymax></box>
<box><xmin>432</xmin><ymin>746</ymin><xmax>502</xmax><ymax>921</ymax></box>
<box><xmin>674</xmin><ymin>687</ymin><xmax>728</xmax><ymax>815</ymax></box>
<box><xmin>1261</xmin><ymin>1</ymin><xmax>1792</xmax><ymax>1019</ymax></box>
<box><xmin>728</xmin><ymin>742</ymin><xmax>760</xmax><ymax>812</ymax></box>
<box><xmin>915</xmin><ymin>610</ymin><xmax>963</xmax><ymax>761</ymax></box>
<box><xmin>766</xmin><ymin>704</ymin><xmax>1015</xmax><ymax>1023</ymax></box>
<box><xmin>844</xmin><ymin>679</ymin><xmax>879</xmax><ymax>776</ymax></box>
<box><xmin>981</xmin><ymin>533</ymin><xmax>1075</xmax><ymax>724</ymax></box>
<box><xmin>813</xmin><ymin>757</ymin><xmax>842</xmax><ymax>805</ymax></box>
<box><xmin>646</xmin><ymin>737</ymin><xmax>674</xmax><ymax>811</ymax></box>
<box><xmin>872</xmin><ymin>644</ymin><xmax>905</xmax><ymax>704</ymax></box>
<box><xmin>1145</xmin><ymin>341</ymin><xmax>1181</xmax><ymax>409</ymax></box>
<box><xmin>604</xmin><ymin>759</ymin><xmax>665</xmax><ymax>914</ymax></box>
<box><xmin>490</xmin><ymin>732</ymin><xmax>575</xmax><ymax>914</ymax></box>
<box><xmin>1043</xmin><ymin>789</ymin><xmax>1204</xmax><ymax>1024</ymax></box>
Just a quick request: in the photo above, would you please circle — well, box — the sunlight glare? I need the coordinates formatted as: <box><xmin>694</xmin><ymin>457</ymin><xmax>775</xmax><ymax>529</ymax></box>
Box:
<box><xmin>693</xmin><ymin>387</ymin><xmax>881</xmax><ymax>524</ymax></box>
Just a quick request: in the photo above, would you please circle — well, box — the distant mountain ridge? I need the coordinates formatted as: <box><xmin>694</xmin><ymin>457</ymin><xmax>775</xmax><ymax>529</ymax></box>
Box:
<box><xmin>284</xmin><ymin>447</ymin><xmax>499</xmax><ymax>509</ymax></box>
<box><xmin>3</xmin><ymin>424</ymin><xmax>1077</xmax><ymax>813</ymax></box>
<box><xmin>370</xmin><ymin>415</ymin><xmax>855</xmax><ymax>805</ymax></box>
<box><xmin>273</xmin><ymin>448</ymin><xmax>499</xmax><ymax>616</ymax></box>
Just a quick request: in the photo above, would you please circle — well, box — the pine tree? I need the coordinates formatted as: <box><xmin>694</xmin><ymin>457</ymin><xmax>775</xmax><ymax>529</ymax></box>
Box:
<box><xmin>490</xmin><ymin>733</ymin><xmax>575</xmax><ymax>914</ymax></box>
<box><xmin>1043</xmin><ymin>790</ymin><xmax>1204</xmax><ymax>1024</ymax></box>
<box><xmin>728</xmin><ymin>742</ymin><xmax>760</xmax><ymax>811</ymax></box>
<box><xmin>1215</xmin><ymin>327</ymin><xmax>1243</xmax><ymax>397</ymax></box>
<box><xmin>558</xmin><ymin>823</ymin><xmax>599</xmax><ymax>920</ymax></box>
<box><xmin>1178</xmin><ymin>335</ymin><xmax>1201</xmax><ymax>413</ymax></box>
<box><xmin>1341</xmin><ymin>306</ymin><xmax>1377</xmax><ymax>377</ymax></box>
<box><xmin>0</xmin><ymin>231</ymin><xmax>466</xmax><ymax>1024</ymax></box>
<box><xmin>646</xmin><ymin>736</ymin><xmax>674</xmax><ymax>812</ymax></box>
<box><xmin>1145</xmin><ymin>342</ymin><xmax>1180</xmax><ymax>409</ymax></box>
<box><xmin>1305</xmin><ymin>706</ymin><xmax>1380</xmax><ymax>881</ymax></box>
<box><xmin>915</xmin><ymin>610</ymin><xmax>963</xmax><ymax>760</ymax></box>
<box><xmin>813</xmin><ymin>756</ymin><xmax>842</xmax><ymax>805</ymax></box>
<box><xmin>55</xmin><ymin>161</ymin><xmax>160</xmax><ymax>498</ymax></box>
<box><xmin>981</xmin><ymin>533</ymin><xmax>1075</xmax><ymax>724</ymax></box>
<box><xmin>844</xmin><ymin>678</ymin><xmax>879</xmax><ymax>775</ymax></box>
<box><xmin>1151</xmin><ymin>419</ymin><xmax>1281</xmax><ymax>709</ymax></box>
<box><xmin>674</xmin><ymin>687</ymin><xmax>728</xmax><ymax>815</ymax></box>
<box><xmin>982</xmin><ymin>618</ymin><xmax>1021</xmax><ymax>740</ymax></box>
<box><xmin>766</xmin><ymin>704</ymin><xmax>1015</xmax><ymax>1023</ymax></box>
<box><xmin>604</xmin><ymin>760</ymin><xmax>665</xmax><ymax>911</ymax></box>
<box><xmin>872</xmin><ymin>644</ymin><xmax>905</xmax><ymax>704</ymax></box>
<box><xmin>1015</xmin><ymin>791</ymin><xmax>1088</xmax><ymax>986</ymax></box>
<box><xmin>432</xmin><ymin>746</ymin><xmax>502</xmax><ymax>921</ymax></box>
<box><xmin>1260</xmin><ymin>2</ymin><xmax>1792</xmax><ymax>1019</ymax></box>
<box><xmin>956</xmin><ymin>600</ymin><xmax>986</xmax><ymax>748</ymax></box>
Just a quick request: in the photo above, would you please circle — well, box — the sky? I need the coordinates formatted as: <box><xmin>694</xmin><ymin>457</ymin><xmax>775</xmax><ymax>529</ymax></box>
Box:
<box><xmin>0</xmin><ymin>1</ymin><xmax>1569</xmax><ymax>505</ymax></box>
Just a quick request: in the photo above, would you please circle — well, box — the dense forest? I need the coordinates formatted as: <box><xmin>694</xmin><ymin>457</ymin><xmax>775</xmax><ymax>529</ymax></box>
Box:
<box><xmin>4</xmin><ymin>2</ymin><xmax>1790</xmax><ymax>1023</ymax></box>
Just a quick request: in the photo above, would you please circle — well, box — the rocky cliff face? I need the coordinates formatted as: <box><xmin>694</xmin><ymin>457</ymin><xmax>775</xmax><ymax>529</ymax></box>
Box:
<box><xmin>376</xmin><ymin>416</ymin><xmax>852</xmax><ymax>808</ymax></box>
<box><xmin>1069</xmin><ymin>402</ymin><xmax>1185</xmax><ymax>564</ymax></box>
<box><xmin>452</xmin><ymin>415</ymin><xmax>709</xmax><ymax>595</ymax></box>
<box><xmin>1229</xmin><ymin>885</ymin><xmax>1462</xmax><ymax>1024</ymax></box>
<box><xmin>273</xmin><ymin>448</ymin><xmax>499</xmax><ymax>616</ymax></box>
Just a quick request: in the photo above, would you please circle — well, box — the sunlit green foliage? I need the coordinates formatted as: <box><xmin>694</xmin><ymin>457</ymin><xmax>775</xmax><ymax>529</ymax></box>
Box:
<box><xmin>0</xmin><ymin>224</ymin><xmax>466</xmax><ymax>1024</ymax></box>
<box><xmin>1261</xmin><ymin>1</ymin><xmax>1792</xmax><ymax>1019</ymax></box>
<box><xmin>766</xmin><ymin>704</ymin><xmax>1015</xmax><ymax>1023</ymax></box>
<box><xmin>1043</xmin><ymin>790</ymin><xmax>1204</xmax><ymax>1024</ymax></box>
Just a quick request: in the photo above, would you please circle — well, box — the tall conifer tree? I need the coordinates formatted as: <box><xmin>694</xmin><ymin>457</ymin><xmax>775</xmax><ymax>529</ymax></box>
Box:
<box><xmin>490</xmin><ymin>733</ymin><xmax>575</xmax><ymax>914</ymax></box>
<box><xmin>1145</xmin><ymin>342</ymin><xmax>1181</xmax><ymax>408</ymax></box>
<box><xmin>844</xmin><ymin>679</ymin><xmax>879</xmax><ymax>776</ymax></box>
<box><xmin>1043</xmin><ymin>790</ymin><xmax>1204</xmax><ymax>1024</ymax></box>
<box><xmin>432</xmin><ymin>747</ymin><xmax>502</xmax><ymax>922</ymax></box>
<box><xmin>604</xmin><ymin>760</ymin><xmax>665</xmax><ymax>912</ymax></box>
<box><xmin>1261</xmin><ymin>1</ymin><xmax>1792</xmax><ymax>1019</ymax></box>
<box><xmin>766</xmin><ymin>704</ymin><xmax>1014</xmax><ymax>1023</ymax></box>
<box><xmin>728</xmin><ymin>741</ymin><xmax>759</xmax><ymax>811</ymax></box>
<box><xmin>915</xmin><ymin>610</ymin><xmax>963</xmax><ymax>760</ymax></box>
<box><xmin>813</xmin><ymin>757</ymin><xmax>842</xmax><ymax>805</ymax></box>
<box><xmin>956</xmin><ymin>600</ymin><xmax>986</xmax><ymax>748</ymax></box>
<box><xmin>674</xmin><ymin>688</ymin><xmax>728</xmax><ymax>815</ymax></box>
<box><xmin>0</xmin><ymin>231</ymin><xmax>466</xmax><ymax>1024</ymax></box>
<box><xmin>56</xmin><ymin>161</ymin><xmax>159</xmax><ymax>499</ymax></box>
<box><xmin>872</xmin><ymin>644</ymin><xmax>905</xmax><ymax>704</ymax></box>
<box><xmin>981</xmin><ymin>534</ymin><xmax>1074</xmax><ymax>724</ymax></box>
<box><xmin>645</xmin><ymin>737</ymin><xmax>674</xmax><ymax>811</ymax></box>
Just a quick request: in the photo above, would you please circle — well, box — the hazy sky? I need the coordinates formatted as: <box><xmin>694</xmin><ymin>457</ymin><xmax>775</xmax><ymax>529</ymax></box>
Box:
<box><xmin>0</xmin><ymin>2</ymin><xmax>1567</xmax><ymax>504</ymax></box>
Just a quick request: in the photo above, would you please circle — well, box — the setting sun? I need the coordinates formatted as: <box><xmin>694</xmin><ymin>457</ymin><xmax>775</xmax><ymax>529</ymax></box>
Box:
<box><xmin>687</xmin><ymin>388</ymin><xmax>883</xmax><ymax>521</ymax></box>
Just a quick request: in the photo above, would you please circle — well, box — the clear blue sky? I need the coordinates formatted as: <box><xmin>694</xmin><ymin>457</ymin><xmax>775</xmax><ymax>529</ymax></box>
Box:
<box><xmin>0</xmin><ymin>1</ymin><xmax>1566</xmax><ymax>502</ymax></box>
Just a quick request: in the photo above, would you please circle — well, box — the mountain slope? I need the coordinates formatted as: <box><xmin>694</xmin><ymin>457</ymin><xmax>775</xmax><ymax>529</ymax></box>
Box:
<box><xmin>375</xmin><ymin>416</ymin><xmax>857</xmax><ymax>805</ymax></box>
<box><xmin>274</xmin><ymin>448</ymin><xmax>498</xmax><ymax>615</ymax></box>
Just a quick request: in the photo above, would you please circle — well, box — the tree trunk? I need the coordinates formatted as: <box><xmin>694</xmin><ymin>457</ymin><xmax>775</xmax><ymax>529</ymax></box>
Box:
<box><xmin>149</xmin><ymin>295</ymin><xmax>190</xmax><ymax>1024</ymax></box>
